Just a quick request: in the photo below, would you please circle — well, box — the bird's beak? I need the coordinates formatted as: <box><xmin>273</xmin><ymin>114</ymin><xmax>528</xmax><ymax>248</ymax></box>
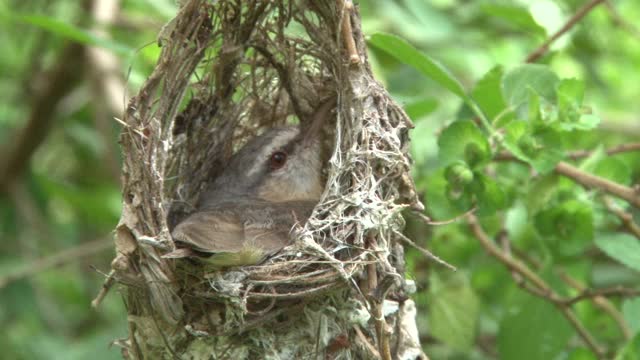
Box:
<box><xmin>301</xmin><ymin>97</ymin><xmax>336</xmax><ymax>147</ymax></box>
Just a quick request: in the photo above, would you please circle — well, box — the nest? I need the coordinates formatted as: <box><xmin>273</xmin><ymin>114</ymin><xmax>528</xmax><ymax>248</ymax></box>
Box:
<box><xmin>111</xmin><ymin>1</ymin><xmax>425</xmax><ymax>358</ymax></box>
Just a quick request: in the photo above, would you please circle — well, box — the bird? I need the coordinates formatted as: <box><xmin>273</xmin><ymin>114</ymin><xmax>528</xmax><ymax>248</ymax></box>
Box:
<box><xmin>167</xmin><ymin>100</ymin><xmax>333</xmax><ymax>266</ymax></box>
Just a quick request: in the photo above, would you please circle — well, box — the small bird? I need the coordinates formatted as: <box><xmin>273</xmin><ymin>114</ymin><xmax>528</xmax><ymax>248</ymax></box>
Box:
<box><xmin>168</xmin><ymin>100</ymin><xmax>333</xmax><ymax>266</ymax></box>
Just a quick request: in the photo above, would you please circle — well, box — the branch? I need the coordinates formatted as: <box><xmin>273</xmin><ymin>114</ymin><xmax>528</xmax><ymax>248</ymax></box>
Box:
<box><xmin>559</xmin><ymin>272</ymin><xmax>633</xmax><ymax>340</ymax></box>
<box><xmin>526</xmin><ymin>0</ymin><xmax>607</xmax><ymax>62</ymax></box>
<box><xmin>555</xmin><ymin>162</ymin><xmax>640</xmax><ymax>208</ymax></box>
<box><xmin>0</xmin><ymin>43</ymin><xmax>85</xmax><ymax>192</ymax></box>
<box><xmin>494</xmin><ymin>143</ymin><xmax>640</xmax><ymax>161</ymax></box>
<box><xmin>0</xmin><ymin>237</ymin><xmax>113</xmax><ymax>289</ymax></box>
<box><xmin>466</xmin><ymin>214</ymin><xmax>605</xmax><ymax>358</ymax></box>
<box><xmin>604</xmin><ymin>197</ymin><xmax>640</xmax><ymax>239</ymax></box>
<box><xmin>561</xmin><ymin>286</ymin><xmax>640</xmax><ymax>306</ymax></box>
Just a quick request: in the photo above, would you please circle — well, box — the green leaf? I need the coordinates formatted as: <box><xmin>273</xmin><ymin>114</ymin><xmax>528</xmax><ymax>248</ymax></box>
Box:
<box><xmin>9</xmin><ymin>13</ymin><xmax>131</xmax><ymax>55</ymax></box>
<box><xmin>595</xmin><ymin>233</ymin><xmax>640</xmax><ymax>272</ymax></box>
<box><xmin>445</xmin><ymin>161</ymin><xmax>474</xmax><ymax>187</ymax></box>
<box><xmin>438</xmin><ymin>121</ymin><xmax>491</xmax><ymax>167</ymax></box>
<box><xmin>534</xmin><ymin>200</ymin><xmax>594</xmax><ymax>256</ymax></box>
<box><xmin>623</xmin><ymin>298</ymin><xmax>640</xmax><ymax>336</ymax></box>
<box><xmin>502</xmin><ymin>64</ymin><xmax>560</xmax><ymax>111</ymax></box>
<box><xmin>556</xmin><ymin>78</ymin><xmax>601</xmax><ymax>131</ymax></box>
<box><xmin>503</xmin><ymin>121</ymin><xmax>564</xmax><ymax>173</ymax></box>
<box><xmin>404</xmin><ymin>97</ymin><xmax>438</xmax><ymax>120</ymax></box>
<box><xmin>423</xmin><ymin>168</ymin><xmax>469</xmax><ymax>220</ymax></box>
<box><xmin>428</xmin><ymin>273</ymin><xmax>479</xmax><ymax>350</ymax></box>
<box><xmin>594</xmin><ymin>157</ymin><xmax>632</xmax><ymax>185</ymax></box>
<box><xmin>567</xmin><ymin>348</ymin><xmax>599</xmax><ymax>360</ymax></box>
<box><xmin>616</xmin><ymin>333</ymin><xmax>640</xmax><ymax>360</ymax></box>
<box><xmin>471</xmin><ymin>173</ymin><xmax>507</xmax><ymax>215</ymax></box>
<box><xmin>480</xmin><ymin>4</ymin><xmax>547</xmax><ymax>37</ymax></box>
<box><xmin>498</xmin><ymin>296</ymin><xmax>572</xmax><ymax>360</ymax></box>
<box><xmin>368</xmin><ymin>33</ymin><xmax>467</xmax><ymax>98</ymax></box>
<box><xmin>472</xmin><ymin>66</ymin><xmax>513</xmax><ymax>124</ymax></box>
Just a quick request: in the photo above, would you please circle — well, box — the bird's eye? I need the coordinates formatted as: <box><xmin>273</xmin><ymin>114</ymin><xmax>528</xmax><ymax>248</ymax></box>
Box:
<box><xmin>269</xmin><ymin>151</ymin><xmax>287</xmax><ymax>169</ymax></box>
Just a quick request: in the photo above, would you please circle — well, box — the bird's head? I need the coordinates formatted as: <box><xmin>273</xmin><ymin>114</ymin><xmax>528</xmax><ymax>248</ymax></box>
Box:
<box><xmin>198</xmin><ymin>100</ymin><xmax>333</xmax><ymax>208</ymax></box>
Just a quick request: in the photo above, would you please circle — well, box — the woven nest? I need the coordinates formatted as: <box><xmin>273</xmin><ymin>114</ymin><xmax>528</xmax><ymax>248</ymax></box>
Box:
<box><xmin>112</xmin><ymin>0</ymin><xmax>424</xmax><ymax>358</ymax></box>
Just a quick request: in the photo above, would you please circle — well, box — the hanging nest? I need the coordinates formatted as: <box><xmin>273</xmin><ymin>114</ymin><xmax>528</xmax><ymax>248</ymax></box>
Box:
<box><xmin>108</xmin><ymin>0</ymin><xmax>427</xmax><ymax>358</ymax></box>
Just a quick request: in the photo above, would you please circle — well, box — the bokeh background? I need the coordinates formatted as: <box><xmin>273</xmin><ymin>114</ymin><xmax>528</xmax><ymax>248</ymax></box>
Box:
<box><xmin>1</xmin><ymin>0</ymin><xmax>639</xmax><ymax>359</ymax></box>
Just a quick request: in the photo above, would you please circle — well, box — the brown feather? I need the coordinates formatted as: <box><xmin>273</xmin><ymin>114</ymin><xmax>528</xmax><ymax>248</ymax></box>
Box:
<box><xmin>171</xmin><ymin>200</ymin><xmax>316</xmax><ymax>260</ymax></box>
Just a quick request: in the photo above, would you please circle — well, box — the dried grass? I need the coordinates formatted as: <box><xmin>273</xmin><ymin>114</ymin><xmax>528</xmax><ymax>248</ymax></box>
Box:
<box><xmin>113</xmin><ymin>1</ymin><xmax>424</xmax><ymax>358</ymax></box>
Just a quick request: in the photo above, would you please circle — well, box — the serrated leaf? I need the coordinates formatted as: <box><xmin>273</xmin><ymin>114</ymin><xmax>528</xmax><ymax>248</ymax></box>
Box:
<box><xmin>471</xmin><ymin>173</ymin><xmax>507</xmax><ymax>215</ymax></box>
<box><xmin>622</xmin><ymin>298</ymin><xmax>640</xmax><ymax>336</ymax></box>
<box><xmin>481</xmin><ymin>4</ymin><xmax>547</xmax><ymax>37</ymax></box>
<box><xmin>498</xmin><ymin>296</ymin><xmax>572</xmax><ymax>360</ymax></box>
<box><xmin>368</xmin><ymin>33</ymin><xmax>467</xmax><ymax>98</ymax></box>
<box><xmin>567</xmin><ymin>113</ymin><xmax>601</xmax><ymax>131</ymax></box>
<box><xmin>557</xmin><ymin>78</ymin><xmax>585</xmax><ymax>113</ymax></box>
<box><xmin>438</xmin><ymin>121</ymin><xmax>491</xmax><ymax>167</ymax></box>
<box><xmin>503</xmin><ymin>121</ymin><xmax>564</xmax><ymax>173</ymax></box>
<box><xmin>472</xmin><ymin>66</ymin><xmax>513</xmax><ymax>124</ymax></box>
<box><xmin>556</xmin><ymin>78</ymin><xmax>601</xmax><ymax>131</ymax></box>
<box><xmin>595</xmin><ymin>233</ymin><xmax>640</xmax><ymax>272</ymax></box>
<box><xmin>428</xmin><ymin>273</ymin><xmax>479</xmax><ymax>350</ymax></box>
<box><xmin>502</xmin><ymin>64</ymin><xmax>560</xmax><ymax>111</ymax></box>
<box><xmin>423</xmin><ymin>168</ymin><xmax>467</xmax><ymax>220</ymax></box>
<box><xmin>534</xmin><ymin>200</ymin><xmax>594</xmax><ymax>256</ymax></box>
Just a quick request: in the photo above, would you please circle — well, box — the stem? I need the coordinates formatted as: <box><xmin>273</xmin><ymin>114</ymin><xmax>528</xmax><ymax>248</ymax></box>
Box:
<box><xmin>526</xmin><ymin>0</ymin><xmax>607</xmax><ymax>62</ymax></box>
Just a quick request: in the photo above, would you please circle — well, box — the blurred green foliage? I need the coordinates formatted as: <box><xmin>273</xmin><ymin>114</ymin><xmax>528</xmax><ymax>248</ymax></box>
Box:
<box><xmin>1</xmin><ymin>0</ymin><xmax>639</xmax><ymax>359</ymax></box>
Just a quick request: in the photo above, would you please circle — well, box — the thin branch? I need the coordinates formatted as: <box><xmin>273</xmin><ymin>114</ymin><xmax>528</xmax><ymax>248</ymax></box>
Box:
<box><xmin>555</xmin><ymin>162</ymin><xmax>640</xmax><ymax>208</ymax></box>
<box><xmin>0</xmin><ymin>237</ymin><xmax>113</xmax><ymax>289</ymax></box>
<box><xmin>604</xmin><ymin>197</ymin><xmax>640</xmax><ymax>239</ymax></box>
<box><xmin>526</xmin><ymin>0</ymin><xmax>607</xmax><ymax>62</ymax></box>
<box><xmin>394</xmin><ymin>231</ymin><xmax>457</xmax><ymax>271</ymax></box>
<box><xmin>466</xmin><ymin>215</ymin><xmax>551</xmax><ymax>293</ymax></box>
<box><xmin>559</xmin><ymin>272</ymin><xmax>633</xmax><ymax>340</ymax></box>
<box><xmin>354</xmin><ymin>325</ymin><xmax>381</xmax><ymax>359</ymax></box>
<box><xmin>604</xmin><ymin>1</ymin><xmax>640</xmax><ymax>40</ymax></box>
<box><xmin>467</xmin><ymin>214</ymin><xmax>605</xmax><ymax>358</ymax></box>
<box><xmin>561</xmin><ymin>286</ymin><xmax>640</xmax><ymax>306</ymax></box>
<box><xmin>494</xmin><ymin>143</ymin><xmax>640</xmax><ymax>162</ymax></box>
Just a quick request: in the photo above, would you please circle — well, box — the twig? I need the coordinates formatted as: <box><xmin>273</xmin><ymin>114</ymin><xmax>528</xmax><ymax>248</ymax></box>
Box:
<box><xmin>604</xmin><ymin>1</ymin><xmax>640</xmax><ymax>39</ymax></box>
<box><xmin>394</xmin><ymin>231</ymin><xmax>457</xmax><ymax>271</ymax></box>
<box><xmin>354</xmin><ymin>325</ymin><xmax>381</xmax><ymax>359</ymax></box>
<box><xmin>561</xmin><ymin>286</ymin><xmax>640</xmax><ymax>306</ymax></box>
<box><xmin>91</xmin><ymin>269</ymin><xmax>117</xmax><ymax>308</ymax></box>
<box><xmin>338</xmin><ymin>0</ymin><xmax>360</xmax><ymax>64</ymax></box>
<box><xmin>525</xmin><ymin>0</ymin><xmax>607</xmax><ymax>62</ymax></box>
<box><xmin>363</xmin><ymin>237</ymin><xmax>392</xmax><ymax>360</ymax></box>
<box><xmin>0</xmin><ymin>237</ymin><xmax>113</xmax><ymax>289</ymax></box>
<box><xmin>467</xmin><ymin>214</ymin><xmax>605</xmax><ymax>358</ymax></box>
<box><xmin>604</xmin><ymin>197</ymin><xmax>640</xmax><ymax>239</ymax></box>
<box><xmin>467</xmin><ymin>215</ymin><xmax>551</xmax><ymax>293</ymax></box>
<box><xmin>559</xmin><ymin>272</ymin><xmax>633</xmax><ymax>340</ymax></box>
<box><xmin>412</xmin><ymin>206</ymin><xmax>476</xmax><ymax>226</ymax></box>
<box><xmin>555</xmin><ymin>161</ymin><xmax>640</xmax><ymax>208</ymax></box>
<box><xmin>494</xmin><ymin>143</ymin><xmax>640</xmax><ymax>162</ymax></box>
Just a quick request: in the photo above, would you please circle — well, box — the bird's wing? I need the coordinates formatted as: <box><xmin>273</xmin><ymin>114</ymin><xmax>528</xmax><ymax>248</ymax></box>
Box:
<box><xmin>170</xmin><ymin>201</ymin><xmax>316</xmax><ymax>257</ymax></box>
<box><xmin>171</xmin><ymin>210</ymin><xmax>246</xmax><ymax>254</ymax></box>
